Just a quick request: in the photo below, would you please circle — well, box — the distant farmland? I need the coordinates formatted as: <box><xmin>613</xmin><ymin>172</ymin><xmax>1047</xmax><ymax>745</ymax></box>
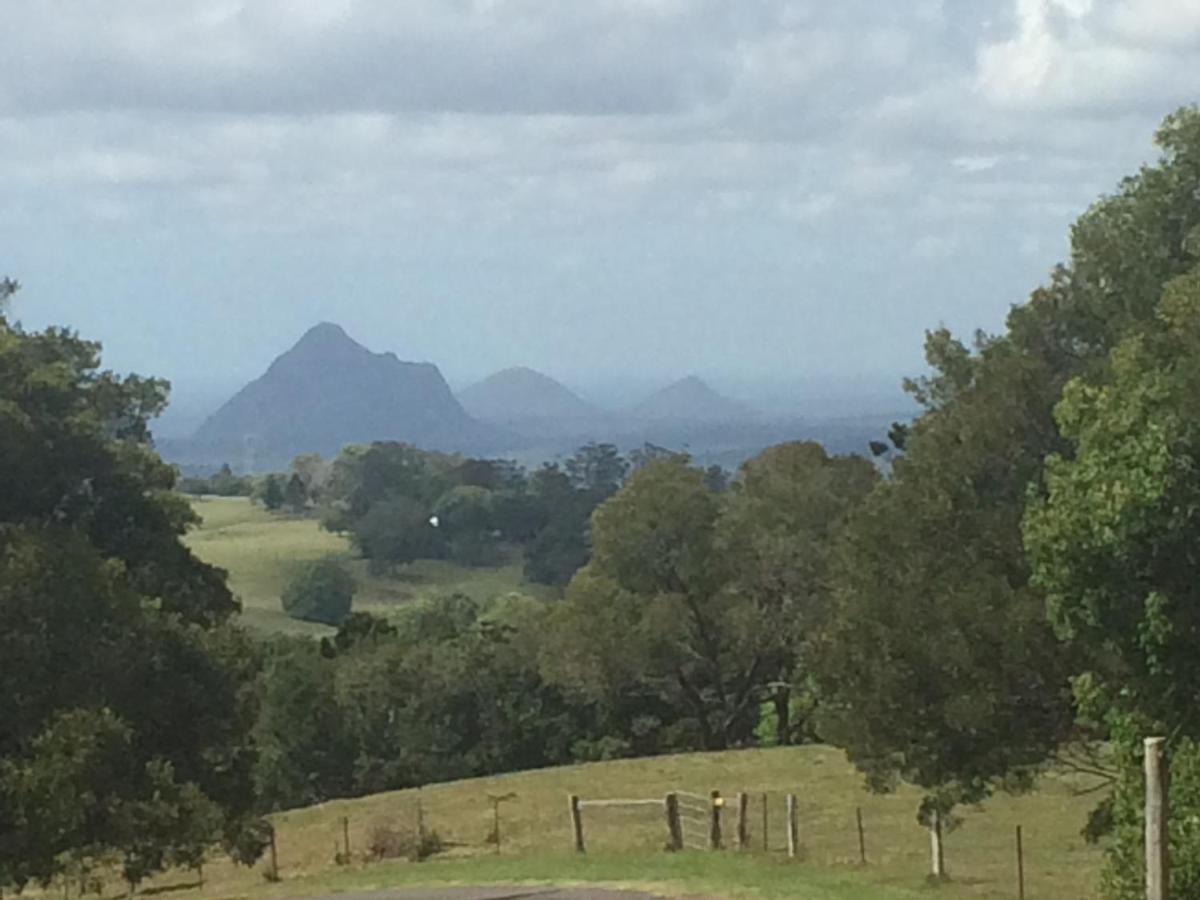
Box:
<box><xmin>183</xmin><ymin>497</ymin><xmax>555</xmax><ymax>634</ymax></box>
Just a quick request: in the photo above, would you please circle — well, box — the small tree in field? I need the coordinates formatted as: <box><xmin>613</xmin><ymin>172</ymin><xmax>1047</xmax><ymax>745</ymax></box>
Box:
<box><xmin>260</xmin><ymin>475</ymin><xmax>285</xmax><ymax>511</ymax></box>
<box><xmin>281</xmin><ymin>559</ymin><xmax>354</xmax><ymax>626</ymax></box>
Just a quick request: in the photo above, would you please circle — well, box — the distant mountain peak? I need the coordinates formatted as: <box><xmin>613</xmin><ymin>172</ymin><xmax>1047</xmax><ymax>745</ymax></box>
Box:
<box><xmin>189</xmin><ymin>323</ymin><xmax>497</xmax><ymax>467</ymax></box>
<box><xmin>283</xmin><ymin>321</ymin><xmax>368</xmax><ymax>359</ymax></box>
<box><xmin>631</xmin><ymin>376</ymin><xmax>755</xmax><ymax>422</ymax></box>
<box><xmin>458</xmin><ymin>366</ymin><xmax>599</xmax><ymax>422</ymax></box>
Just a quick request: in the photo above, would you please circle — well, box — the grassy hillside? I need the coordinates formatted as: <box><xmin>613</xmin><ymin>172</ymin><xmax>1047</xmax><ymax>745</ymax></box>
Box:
<box><xmin>146</xmin><ymin>745</ymin><xmax>1103</xmax><ymax>900</ymax></box>
<box><xmin>184</xmin><ymin>497</ymin><xmax>554</xmax><ymax>634</ymax></box>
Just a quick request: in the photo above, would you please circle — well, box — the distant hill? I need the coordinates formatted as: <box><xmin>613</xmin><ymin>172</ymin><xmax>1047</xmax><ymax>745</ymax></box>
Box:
<box><xmin>630</xmin><ymin>376</ymin><xmax>756</xmax><ymax>422</ymax></box>
<box><xmin>185</xmin><ymin>323</ymin><xmax>497</xmax><ymax>469</ymax></box>
<box><xmin>458</xmin><ymin>367</ymin><xmax>600</xmax><ymax>422</ymax></box>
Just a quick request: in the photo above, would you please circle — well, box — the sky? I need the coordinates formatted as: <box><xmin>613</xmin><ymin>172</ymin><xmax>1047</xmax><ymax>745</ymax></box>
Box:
<box><xmin>4</xmin><ymin>0</ymin><xmax>1200</xmax><ymax>426</ymax></box>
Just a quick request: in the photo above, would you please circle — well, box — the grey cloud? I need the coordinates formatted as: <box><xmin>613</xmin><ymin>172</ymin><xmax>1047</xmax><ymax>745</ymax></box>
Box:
<box><xmin>4</xmin><ymin>0</ymin><xmax>1200</xmax><ymax>394</ymax></box>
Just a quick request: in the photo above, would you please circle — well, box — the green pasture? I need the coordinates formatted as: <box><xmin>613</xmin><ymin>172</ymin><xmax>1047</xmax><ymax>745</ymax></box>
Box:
<box><xmin>183</xmin><ymin>497</ymin><xmax>553</xmax><ymax>634</ymax></box>
<box><xmin>142</xmin><ymin>744</ymin><xmax>1104</xmax><ymax>900</ymax></box>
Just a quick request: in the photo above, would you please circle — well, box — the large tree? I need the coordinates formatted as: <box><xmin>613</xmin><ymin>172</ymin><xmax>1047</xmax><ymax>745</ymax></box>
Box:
<box><xmin>717</xmin><ymin>442</ymin><xmax>876</xmax><ymax>745</ymax></box>
<box><xmin>0</xmin><ymin>284</ymin><xmax>264</xmax><ymax>890</ymax></box>
<box><xmin>1025</xmin><ymin>271</ymin><xmax>1200</xmax><ymax>899</ymax></box>
<box><xmin>814</xmin><ymin>106</ymin><xmax>1200</xmax><ymax>820</ymax></box>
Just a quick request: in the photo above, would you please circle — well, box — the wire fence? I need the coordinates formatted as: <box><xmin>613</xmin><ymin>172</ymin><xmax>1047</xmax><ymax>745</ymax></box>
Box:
<box><xmin>123</xmin><ymin>771</ymin><xmax>1105</xmax><ymax>900</ymax></box>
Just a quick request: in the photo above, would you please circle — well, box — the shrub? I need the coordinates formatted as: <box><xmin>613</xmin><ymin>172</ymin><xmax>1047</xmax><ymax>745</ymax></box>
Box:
<box><xmin>281</xmin><ymin>559</ymin><xmax>354</xmax><ymax>626</ymax></box>
<box><xmin>367</xmin><ymin>822</ymin><xmax>443</xmax><ymax>862</ymax></box>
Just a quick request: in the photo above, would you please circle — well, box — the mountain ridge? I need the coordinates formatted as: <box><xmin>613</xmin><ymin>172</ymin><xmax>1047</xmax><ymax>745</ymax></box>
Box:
<box><xmin>630</xmin><ymin>375</ymin><xmax>757</xmax><ymax>422</ymax></box>
<box><xmin>458</xmin><ymin>366</ymin><xmax>600</xmax><ymax>422</ymax></box>
<box><xmin>187</xmin><ymin>323</ymin><xmax>497</xmax><ymax>467</ymax></box>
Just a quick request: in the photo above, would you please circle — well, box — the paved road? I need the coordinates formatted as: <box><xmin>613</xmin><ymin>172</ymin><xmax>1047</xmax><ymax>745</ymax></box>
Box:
<box><xmin>307</xmin><ymin>889</ymin><xmax>665</xmax><ymax>900</ymax></box>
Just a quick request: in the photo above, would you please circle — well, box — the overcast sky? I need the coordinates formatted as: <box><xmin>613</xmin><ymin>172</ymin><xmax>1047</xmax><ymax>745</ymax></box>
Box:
<box><xmin>4</xmin><ymin>0</ymin><xmax>1200</xmax><ymax>419</ymax></box>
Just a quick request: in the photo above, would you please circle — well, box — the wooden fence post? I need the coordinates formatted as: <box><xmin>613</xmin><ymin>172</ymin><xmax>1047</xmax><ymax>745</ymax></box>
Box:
<box><xmin>1016</xmin><ymin>825</ymin><xmax>1025</xmax><ymax>900</ymax></box>
<box><xmin>736</xmin><ymin>793</ymin><xmax>750</xmax><ymax>850</ymax></box>
<box><xmin>569</xmin><ymin>795</ymin><xmax>585</xmax><ymax>853</ymax></box>
<box><xmin>762</xmin><ymin>792</ymin><xmax>769</xmax><ymax>852</ymax></box>
<box><xmin>709</xmin><ymin>790</ymin><xmax>723</xmax><ymax>850</ymax></box>
<box><xmin>416</xmin><ymin>794</ymin><xmax>426</xmax><ymax>848</ymax></box>
<box><xmin>856</xmin><ymin>807</ymin><xmax>867</xmax><ymax>865</ymax></box>
<box><xmin>342</xmin><ymin>816</ymin><xmax>351</xmax><ymax>861</ymax></box>
<box><xmin>665</xmin><ymin>793</ymin><xmax>683</xmax><ymax>852</ymax></box>
<box><xmin>1145</xmin><ymin>736</ymin><xmax>1169</xmax><ymax>900</ymax></box>
<box><xmin>930</xmin><ymin>808</ymin><xmax>946</xmax><ymax>879</ymax></box>
<box><xmin>268</xmin><ymin>824</ymin><xmax>279</xmax><ymax>880</ymax></box>
<box><xmin>786</xmin><ymin>794</ymin><xmax>799</xmax><ymax>859</ymax></box>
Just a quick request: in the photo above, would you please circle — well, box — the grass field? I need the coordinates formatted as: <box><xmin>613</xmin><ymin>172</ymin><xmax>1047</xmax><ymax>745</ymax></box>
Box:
<box><xmin>176</xmin><ymin>497</ymin><xmax>1107</xmax><ymax>898</ymax></box>
<box><xmin>142</xmin><ymin>745</ymin><xmax>1104</xmax><ymax>900</ymax></box>
<box><xmin>183</xmin><ymin>497</ymin><xmax>555</xmax><ymax>634</ymax></box>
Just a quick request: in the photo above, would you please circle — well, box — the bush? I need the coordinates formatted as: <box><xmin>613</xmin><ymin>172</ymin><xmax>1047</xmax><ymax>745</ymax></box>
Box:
<box><xmin>281</xmin><ymin>559</ymin><xmax>354</xmax><ymax>626</ymax></box>
<box><xmin>367</xmin><ymin>822</ymin><xmax>443</xmax><ymax>862</ymax></box>
<box><xmin>351</xmin><ymin>497</ymin><xmax>445</xmax><ymax>570</ymax></box>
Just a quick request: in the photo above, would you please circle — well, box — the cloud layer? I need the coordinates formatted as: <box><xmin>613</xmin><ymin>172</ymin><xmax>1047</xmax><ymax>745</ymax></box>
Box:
<box><xmin>3</xmin><ymin>0</ymin><xmax>1199</xmax><ymax>407</ymax></box>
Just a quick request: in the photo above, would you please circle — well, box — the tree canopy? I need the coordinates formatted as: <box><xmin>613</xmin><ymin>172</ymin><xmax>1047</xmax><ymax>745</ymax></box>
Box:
<box><xmin>0</xmin><ymin>294</ymin><xmax>264</xmax><ymax>890</ymax></box>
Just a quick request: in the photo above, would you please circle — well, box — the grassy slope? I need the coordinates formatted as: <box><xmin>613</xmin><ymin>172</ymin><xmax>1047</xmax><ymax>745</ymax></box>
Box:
<box><xmin>155</xmin><ymin>746</ymin><xmax>1102</xmax><ymax>900</ymax></box>
<box><xmin>183</xmin><ymin>497</ymin><xmax>554</xmax><ymax>634</ymax></box>
<box><xmin>179</xmin><ymin>498</ymin><xmax>1105</xmax><ymax>898</ymax></box>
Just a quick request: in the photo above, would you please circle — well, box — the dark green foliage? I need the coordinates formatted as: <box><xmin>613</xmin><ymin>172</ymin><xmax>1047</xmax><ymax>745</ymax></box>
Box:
<box><xmin>1026</xmin><ymin>270</ymin><xmax>1200</xmax><ymax>744</ymax></box>
<box><xmin>281</xmin><ymin>559</ymin><xmax>355</xmax><ymax>625</ymax></box>
<box><xmin>320</xmin><ymin>442</ymin><xmax>455</xmax><ymax>533</ymax></box>
<box><xmin>435</xmin><ymin>485</ymin><xmax>503</xmax><ymax>567</ymax></box>
<box><xmin>179</xmin><ymin>464</ymin><xmax>255</xmax><ymax>497</ymax></box>
<box><xmin>703</xmin><ymin>464</ymin><xmax>729</xmax><ymax>493</ymax></box>
<box><xmin>0</xmin><ymin>302</ymin><xmax>263</xmax><ymax>890</ymax></box>
<box><xmin>260</xmin><ymin>474</ymin><xmax>285</xmax><ymax>510</ymax></box>
<box><xmin>540</xmin><ymin>447</ymin><xmax>876</xmax><ymax>754</ymax></box>
<box><xmin>315</xmin><ymin>441</ymin><xmax>628</xmax><ymax>586</ymax></box>
<box><xmin>814</xmin><ymin>107</ymin><xmax>1200</xmax><ymax>827</ymax></box>
<box><xmin>565</xmin><ymin>442</ymin><xmax>629</xmax><ymax>494</ymax></box>
<box><xmin>283</xmin><ymin>473</ymin><xmax>308</xmax><ymax>512</ymax></box>
<box><xmin>522</xmin><ymin>458</ymin><xmax>615</xmax><ymax>586</ymax></box>
<box><xmin>351</xmin><ymin>496</ymin><xmax>446</xmax><ymax>572</ymax></box>
<box><xmin>320</xmin><ymin>612</ymin><xmax>398</xmax><ymax>658</ymax></box>
<box><xmin>253</xmin><ymin>595</ymin><xmax>594</xmax><ymax>810</ymax></box>
<box><xmin>252</xmin><ymin>641</ymin><xmax>356</xmax><ymax>809</ymax></box>
<box><xmin>523</xmin><ymin>509</ymin><xmax>592</xmax><ymax>586</ymax></box>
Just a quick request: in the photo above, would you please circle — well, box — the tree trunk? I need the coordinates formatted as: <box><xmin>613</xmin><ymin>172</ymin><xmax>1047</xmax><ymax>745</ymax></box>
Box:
<box><xmin>774</xmin><ymin>687</ymin><xmax>791</xmax><ymax>746</ymax></box>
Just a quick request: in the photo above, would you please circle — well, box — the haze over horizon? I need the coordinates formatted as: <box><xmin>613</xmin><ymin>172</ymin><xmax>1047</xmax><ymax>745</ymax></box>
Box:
<box><xmin>5</xmin><ymin>0</ymin><xmax>1200</xmax><ymax>429</ymax></box>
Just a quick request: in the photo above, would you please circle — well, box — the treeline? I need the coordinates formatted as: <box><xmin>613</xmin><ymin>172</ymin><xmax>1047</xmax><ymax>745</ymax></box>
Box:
<box><xmin>252</xmin><ymin>443</ymin><xmax>876</xmax><ymax>808</ymax></box>
<box><xmin>247</xmin><ymin>440</ymin><xmax>725</xmax><ymax>590</ymax></box>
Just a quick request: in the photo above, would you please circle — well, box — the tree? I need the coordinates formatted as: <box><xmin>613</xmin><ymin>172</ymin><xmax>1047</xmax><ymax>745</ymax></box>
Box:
<box><xmin>1024</xmin><ymin>271</ymin><xmax>1200</xmax><ymax>899</ymax></box>
<box><xmin>564</xmin><ymin>442</ymin><xmax>628</xmax><ymax>495</ymax></box>
<box><xmin>260</xmin><ymin>474</ymin><xmax>285</xmax><ymax>510</ymax></box>
<box><xmin>547</xmin><ymin>456</ymin><xmax>764</xmax><ymax>750</ymax></box>
<box><xmin>283</xmin><ymin>472</ymin><xmax>308</xmax><ymax>512</ymax></box>
<box><xmin>252</xmin><ymin>641</ymin><xmax>355</xmax><ymax>809</ymax></box>
<box><xmin>281</xmin><ymin>559</ymin><xmax>355</xmax><ymax>626</ymax></box>
<box><xmin>211</xmin><ymin>463</ymin><xmax>252</xmax><ymax>497</ymax></box>
<box><xmin>0</xmin><ymin>300</ymin><xmax>263</xmax><ymax>890</ymax></box>
<box><xmin>524</xmin><ymin>510</ymin><xmax>592</xmax><ymax>586</ymax></box>
<box><xmin>522</xmin><ymin>465</ymin><xmax>594</xmax><ymax>586</ymax></box>
<box><xmin>716</xmin><ymin>442</ymin><xmax>876</xmax><ymax>744</ymax></box>
<box><xmin>813</xmin><ymin>106</ymin><xmax>1200</xmax><ymax>826</ymax></box>
<box><xmin>350</xmin><ymin>496</ymin><xmax>445</xmax><ymax>571</ymax></box>
<box><xmin>434</xmin><ymin>485</ymin><xmax>501</xmax><ymax>567</ymax></box>
<box><xmin>319</xmin><ymin>442</ymin><xmax>455</xmax><ymax>533</ymax></box>
<box><xmin>290</xmin><ymin>453</ymin><xmax>331</xmax><ymax>504</ymax></box>
<box><xmin>1026</xmin><ymin>270</ymin><xmax>1200</xmax><ymax>739</ymax></box>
